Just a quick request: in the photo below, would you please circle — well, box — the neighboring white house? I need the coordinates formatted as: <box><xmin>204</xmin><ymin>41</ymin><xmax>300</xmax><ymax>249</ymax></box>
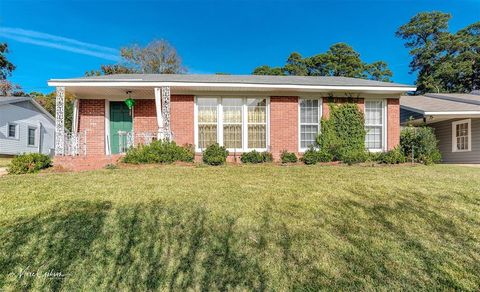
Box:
<box><xmin>0</xmin><ymin>96</ymin><xmax>55</xmax><ymax>156</ymax></box>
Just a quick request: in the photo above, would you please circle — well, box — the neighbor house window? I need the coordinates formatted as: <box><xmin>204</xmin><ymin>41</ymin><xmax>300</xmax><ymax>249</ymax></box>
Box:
<box><xmin>28</xmin><ymin>127</ymin><xmax>36</xmax><ymax>146</ymax></box>
<box><xmin>195</xmin><ymin>97</ymin><xmax>269</xmax><ymax>151</ymax></box>
<box><xmin>8</xmin><ymin>123</ymin><xmax>17</xmax><ymax>138</ymax></box>
<box><xmin>452</xmin><ymin>119</ymin><xmax>471</xmax><ymax>152</ymax></box>
<box><xmin>299</xmin><ymin>99</ymin><xmax>321</xmax><ymax>151</ymax></box>
<box><xmin>197</xmin><ymin>98</ymin><xmax>218</xmax><ymax>149</ymax></box>
<box><xmin>364</xmin><ymin>100</ymin><xmax>386</xmax><ymax>151</ymax></box>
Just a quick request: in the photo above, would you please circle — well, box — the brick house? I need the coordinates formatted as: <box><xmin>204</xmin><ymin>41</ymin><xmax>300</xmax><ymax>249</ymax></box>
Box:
<box><xmin>48</xmin><ymin>74</ymin><xmax>415</xmax><ymax>170</ymax></box>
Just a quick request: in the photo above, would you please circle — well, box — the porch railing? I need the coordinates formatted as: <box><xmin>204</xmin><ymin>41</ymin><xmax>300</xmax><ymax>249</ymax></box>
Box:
<box><xmin>62</xmin><ymin>130</ymin><xmax>87</xmax><ymax>156</ymax></box>
<box><xmin>118</xmin><ymin>129</ymin><xmax>174</xmax><ymax>153</ymax></box>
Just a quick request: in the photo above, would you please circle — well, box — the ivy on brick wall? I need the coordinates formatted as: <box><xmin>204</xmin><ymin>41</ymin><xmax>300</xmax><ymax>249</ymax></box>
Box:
<box><xmin>316</xmin><ymin>103</ymin><xmax>366</xmax><ymax>161</ymax></box>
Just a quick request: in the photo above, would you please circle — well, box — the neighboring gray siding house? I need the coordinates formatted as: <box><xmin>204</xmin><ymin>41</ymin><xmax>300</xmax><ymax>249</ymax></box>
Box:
<box><xmin>400</xmin><ymin>93</ymin><xmax>480</xmax><ymax>164</ymax></box>
<box><xmin>0</xmin><ymin>96</ymin><xmax>55</xmax><ymax>156</ymax></box>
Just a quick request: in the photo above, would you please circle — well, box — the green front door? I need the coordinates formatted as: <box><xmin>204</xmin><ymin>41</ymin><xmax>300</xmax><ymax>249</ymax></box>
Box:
<box><xmin>110</xmin><ymin>101</ymin><xmax>133</xmax><ymax>154</ymax></box>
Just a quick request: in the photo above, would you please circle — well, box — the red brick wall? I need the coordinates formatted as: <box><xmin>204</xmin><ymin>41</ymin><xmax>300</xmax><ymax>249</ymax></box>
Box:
<box><xmin>78</xmin><ymin>99</ymin><xmax>105</xmax><ymax>156</ymax></box>
<box><xmin>322</xmin><ymin>97</ymin><xmax>365</xmax><ymax>119</ymax></box>
<box><xmin>270</xmin><ymin>96</ymin><xmax>298</xmax><ymax>159</ymax></box>
<box><xmin>133</xmin><ymin>99</ymin><xmax>157</xmax><ymax>145</ymax></box>
<box><xmin>387</xmin><ymin>98</ymin><xmax>400</xmax><ymax>150</ymax></box>
<box><xmin>171</xmin><ymin>95</ymin><xmax>194</xmax><ymax>146</ymax></box>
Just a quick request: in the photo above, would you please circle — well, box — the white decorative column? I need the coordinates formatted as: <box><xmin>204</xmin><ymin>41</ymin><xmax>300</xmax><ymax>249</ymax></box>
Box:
<box><xmin>55</xmin><ymin>86</ymin><xmax>65</xmax><ymax>155</ymax></box>
<box><xmin>161</xmin><ymin>86</ymin><xmax>172</xmax><ymax>140</ymax></box>
<box><xmin>154</xmin><ymin>87</ymin><xmax>163</xmax><ymax>139</ymax></box>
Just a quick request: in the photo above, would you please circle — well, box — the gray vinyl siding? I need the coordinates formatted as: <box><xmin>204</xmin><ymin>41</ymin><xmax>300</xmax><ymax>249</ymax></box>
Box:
<box><xmin>0</xmin><ymin>101</ymin><xmax>55</xmax><ymax>155</ymax></box>
<box><xmin>430</xmin><ymin>118</ymin><xmax>480</xmax><ymax>163</ymax></box>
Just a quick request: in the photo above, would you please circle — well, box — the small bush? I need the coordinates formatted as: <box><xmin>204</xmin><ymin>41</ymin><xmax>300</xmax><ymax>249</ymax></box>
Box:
<box><xmin>400</xmin><ymin>126</ymin><xmax>441</xmax><ymax>165</ymax></box>
<box><xmin>341</xmin><ymin>149</ymin><xmax>369</xmax><ymax>165</ymax></box>
<box><xmin>377</xmin><ymin>147</ymin><xmax>406</xmax><ymax>164</ymax></box>
<box><xmin>241</xmin><ymin>150</ymin><xmax>273</xmax><ymax>164</ymax></box>
<box><xmin>123</xmin><ymin>140</ymin><xmax>194</xmax><ymax>164</ymax></box>
<box><xmin>203</xmin><ymin>143</ymin><xmax>229</xmax><ymax>165</ymax></box>
<box><xmin>104</xmin><ymin>163</ymin><xmax>118</xmax><ymax>170</ymax></box>
<box><xmin>301</xmin><ymin>147</ymin><xmax>333</xmax><ymax>165</ymax></box>
<box><xmin>281</xmin><ymin>151</ymin><xmax>298</xmax><ymax>163</ymax></box>
<box><xmin>8</xmin><ymin>153</ymin><xmax>52</xmax><ymax>174</ymax></box>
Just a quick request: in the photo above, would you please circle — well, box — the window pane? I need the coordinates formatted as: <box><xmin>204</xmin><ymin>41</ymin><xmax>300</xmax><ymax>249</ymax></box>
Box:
<box><xmin>198</xmin><ymin>98</ymin><xmax>217</xmax><ymax>123</ymax></box>
<box><xmin>247</xmin><ymin>98</ymin><xmax>266</xmax><ymax>123</ymax></box>
<box><xmin>28</xmin><ymin>128</ymin><xmax>35</xmax><ymax>146</ymax></box>
<box><xmin>365</xmin><ymin>126</ymin><xmax>382</xmax><ymax>149</ymax></box>
<box><xmin>224</xmin><ymin>125</ymin><xmax>242</xmax><ymax>149</ymax></box>
<box><xmin>365</xmin><ymin>100</ymin><xmax>383</xmax><ymax>125</ymax></box>
<box><xmin>300</xmin><ymin>125</ymin><xmax>318</xmax><ymax>149</ymax></box>
<box><xmin>223</xmin><ymin>98</ymin><xmax>242</xmax><ymax>123</ymax></box>
<box><xmin>198</xmin><ymin>124</ymin><xmax>217</xmax><ymax>149</ymax></box>
<box><xmin>8</xmin><ymin>125</ymin><xmax>15</xmax><ymax>137</ymax></box>
<box><xmin>300</xmin><ymin>99</ymin><xmax>319</xmax><ymax>124</ymax></box>
<box><xmin>248</xmin><ymin>124</ymin><xmax>266</xmax><ymax>148</ymax></box>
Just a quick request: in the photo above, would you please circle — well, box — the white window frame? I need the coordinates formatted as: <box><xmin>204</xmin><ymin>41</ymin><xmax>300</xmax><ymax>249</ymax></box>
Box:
<box><xmin>452</xmin><ymin>119</ymin><xmax>471</xmax><ymax>152</ymax></box>
<box><xmin>194</xmin><ymin>96</ymin><xmax>270</xmax><ymax>152</ymax></box>
<box><xmin>364</xmin><ymin>99</ymin><xmax>387</xmax><ymax>152</ymax></box>
<box><xmin>298</xmin><ymin>98</ymin><xmax>322</xmax><ymax>152</ymax></box>
<box><xmin>7</xmin><ymin>123</ymin><xmax>18</xmax><ymax>139</ymax></box>
<box><xmin>27</xmin><ymin>126</ymin><xmax>37</xmax><ymax>147</ymax></box>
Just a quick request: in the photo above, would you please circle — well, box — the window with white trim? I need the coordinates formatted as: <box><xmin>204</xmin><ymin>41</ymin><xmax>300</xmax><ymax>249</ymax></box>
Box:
<box><xmin>196</xmin><ymin>97</ymin><xmax>268</xmax><ymax>151</ymax></box>
<box><xmin>27</xmin><ymin>127</ymin><xmax>36</xmax><ymax>146</ymax></box>
<box><xmin>452</xmin><ymin>119</ymin><xmax>471</xmax><ymax>152</ymax></box>
<box><xmin>8</xmin><ymin>123</ymin><xmax>17</xmax><ymax>138</ymax></box>
<box><xmin>197</xmin><ymin>98</ymin><xmax>218</xmax><ymax>149</ymax></box>
<box><xmin>299</xmin><ymin>99</ymin><xmax>321</xmax><ymax>150</ymax></box>
<box><xmin>364</xmin><ymin>100</ymin><xmax>386</xmax><ymax>151</ymax></box>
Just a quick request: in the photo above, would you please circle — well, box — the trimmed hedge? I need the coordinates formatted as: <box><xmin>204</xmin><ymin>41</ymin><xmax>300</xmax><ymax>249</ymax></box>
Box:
<box><xmin>203</xmin><ymin>143</ymin><xmax>229</xmax><ymax>165</ymax></box>
<box><xmin>301</xmin><ymin>147</ymin><xmax>333</xmax><ymax>165</ymax></box>
<box><xmin>123</xmin><ymin>140</ymin><xmax>194</xmax><ymax>164</ymax></box>
<box><xmin>241</xmin><ymin>150</ymin><xmax>273</xmax><ymax>164</ymax></box>
<box><xmin>281</xmin><ymin>151</ymin><xmax>298</xmax><ymax>163</ymax></box>
<box><xmin>7</xmin><ymin>153</ymin><xmax>52</xmax><ymax>174</ymax></box>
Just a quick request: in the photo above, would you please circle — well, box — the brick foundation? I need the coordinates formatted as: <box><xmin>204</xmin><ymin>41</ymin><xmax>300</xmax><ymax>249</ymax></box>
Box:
<box><xmin>54</xmin><ymin>155</ymin><xmax>122</xmax><ymax>172</ymax></box>
<box><xmin>270</xmin><ymin>96</ymin><xmax>299</xmax><ymax>159</ymax></box>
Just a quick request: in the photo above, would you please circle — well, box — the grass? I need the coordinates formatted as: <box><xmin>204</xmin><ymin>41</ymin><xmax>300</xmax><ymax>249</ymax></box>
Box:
<box><xmin>0</xmin><ymin>157</ymin><xmax>12</xmax><ymax>167</ymax></box>
<box><xmin>0</xmin><ymin>164</ymin><xmax>479</xmax><ymax>290</ymax></box>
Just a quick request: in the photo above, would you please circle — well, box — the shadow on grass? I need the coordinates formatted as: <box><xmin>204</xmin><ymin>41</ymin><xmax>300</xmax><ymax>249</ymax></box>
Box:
<box><xmin>0</xmin><ymin>200</ymin><xmax>111</xmax><ymax>291</ymax></box>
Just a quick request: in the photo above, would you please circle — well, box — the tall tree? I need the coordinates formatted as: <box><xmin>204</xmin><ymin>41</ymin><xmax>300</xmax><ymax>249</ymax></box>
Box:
<box><xmin>252</xmin><ymin>43</ymin><xmax>393</xmax><ymax>81</ymax></box>
<box><xmin>396</xmin><ymin>12</ymin><xmax>479</xmax><ymax>93</ymax></box>
<box><xmin>0</xmin><ymin>43</ymin><xmax>16</xmax><ymax>80</ymax></box>
<box><xmin>86</xmin><ymin>39</ymin><xmax>185</xmax><ymax>76</ymax></box>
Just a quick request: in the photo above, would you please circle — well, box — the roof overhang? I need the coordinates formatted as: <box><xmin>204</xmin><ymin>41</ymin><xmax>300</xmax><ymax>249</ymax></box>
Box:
<box><xmin>401</xmin><ymin>105</ymin><xmax>480</xmax><ymax>125</ymax></box>
<box><xmin>47</xmin><ymin>80</ymin><xmax>416</xmax><ymax>95</ymax></box>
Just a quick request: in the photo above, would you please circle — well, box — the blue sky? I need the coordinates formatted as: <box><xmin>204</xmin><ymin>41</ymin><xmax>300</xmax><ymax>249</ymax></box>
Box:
<box><xmin>1</xmin><ymin>0</ymin><xmax>479</xmax><ymax>93</ymax></box>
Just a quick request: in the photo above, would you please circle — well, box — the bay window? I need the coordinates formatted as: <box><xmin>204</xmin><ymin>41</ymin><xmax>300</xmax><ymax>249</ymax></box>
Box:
<box><xmin>299</xmin><ymin>98</ymin><xmax>322</xmax><ymax>151</ymax></box>
<box><xmin>364</xmin><ymin>100</ymin><xmax>386</xmax><ymax>151</ymax></box>
<box><xmin>195</xmin><ymin>97</ymin><xmax>269</xmax><ymax>151</ymax></box>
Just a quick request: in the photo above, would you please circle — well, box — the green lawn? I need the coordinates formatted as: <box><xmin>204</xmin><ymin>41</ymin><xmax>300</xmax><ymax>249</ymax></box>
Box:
<box><xmin>1</xmin><ymin>164</ymin><xmax>479</xmax><ymax>290</ymax></box>
<box><xmin>0</xmin><ymin>157</ymin><xmax>12</xmax><ymax>167</ymax></box>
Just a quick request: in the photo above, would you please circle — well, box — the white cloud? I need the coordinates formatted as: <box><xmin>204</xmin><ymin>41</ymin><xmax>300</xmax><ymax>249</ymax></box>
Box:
<box><xmin>0</xmin><ymin>27</ymin><xmax>120</xmax><ymax>61</ymax></box>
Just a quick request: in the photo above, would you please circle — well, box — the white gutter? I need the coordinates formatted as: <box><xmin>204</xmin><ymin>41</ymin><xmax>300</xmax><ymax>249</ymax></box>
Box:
<box><xmin>47</xmin><ymin>80</ymin><xmax>416</xmax><ymax>92</ymax></box>
<box><xmin>424</xmin><ymin>111</ymin><xmax>480</xmax><ymax>115</ymax></box>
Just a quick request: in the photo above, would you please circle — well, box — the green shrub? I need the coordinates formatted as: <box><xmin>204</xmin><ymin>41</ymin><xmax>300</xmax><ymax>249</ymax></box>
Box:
<box><xmin>104</xmin><ymin>163</ymin><xmax>118</xmax><ymax>170</ymax></box>
<box><xmin>281</xmin><ymin>151</ymin><xmax>298</xmax><ymax>163</ymax></box>
<box><xmin>377</xmin><ymin>147</ymin><xmax>406</xmax><ymax>164</ymax></box>
<box><xmin>317</xmin><ymin>102</ymin><xmax>367</xmax><ymax>162</ymax></box>
<box><xmin>123</xmin><ymin>140</ymin><xmax>194</xmax><ymax>164</ymax></box>
<box><xmin>341</xmin><ymin>149</ymin><xmax>369</xmax><ymax>165</ymax></box>
<box><xmin>8</xmin><ymin>153</ymin><xmax>52</xmax><ymax>174</ymax></box>
<box><xmin>240</xmin><ymin>150</ymin><xmax>272</xmax><ymax>164</ymax></box>
<box><xmin>301</xmin><ymin>147</ymin><xmax>333</xmax><ymax>165</ymax></box>
<box><xmin>400</xmin><ymin>126</ymin><xmax>442</xmax><ymax>165</ymax></box>
<box><xmin>203</xmin><ymin>143</ymin><xmax>229</xmax><ymax>165</ymax></box>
